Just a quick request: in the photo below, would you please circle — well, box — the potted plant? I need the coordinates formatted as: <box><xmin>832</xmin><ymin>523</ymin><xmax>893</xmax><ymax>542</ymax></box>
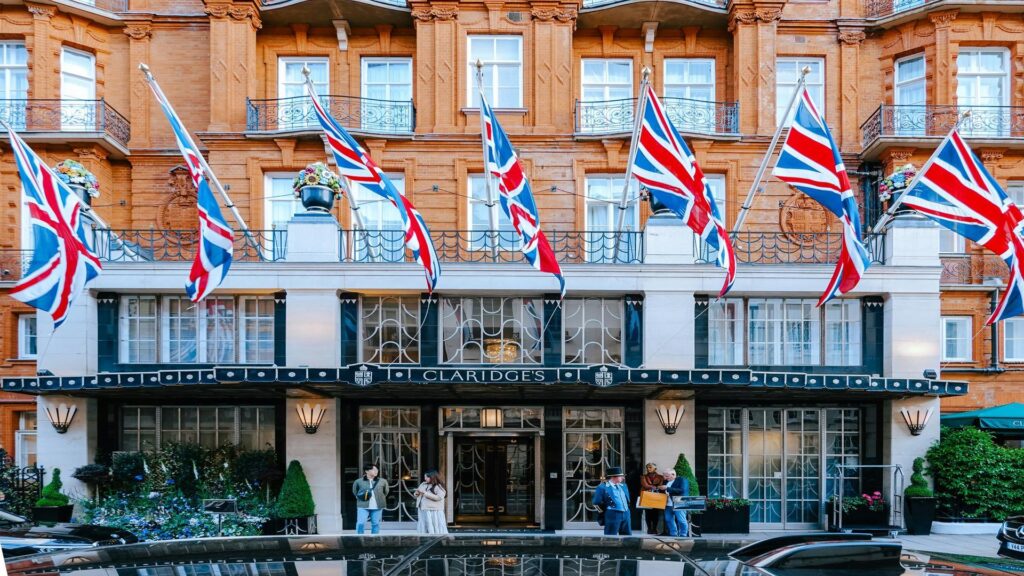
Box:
<box><xmin>702</xmin><ymin>498</ymin><xmax>751</xmax><ymax>533</ymax></box>
<box><xmin>33</xmin><ymin>468</ymin><xmax>74</xmax><ymax>523</ymax></box>
<box><xmin>293</xmin><ymin>162</ymin><xmax>342</xmax><ymax>213</ymax></box>
<box><xmin>828</xmin><ymin>491</ymin><xmax>889</xmax><ymax>530</ymax></box>
<box><xmin>878</xmin><ymin>163</ymin><xmax>916</xmax><ymax>212</ymax></box>
<box><xmin>55</xmin><ymin>159</ymin><xmax>100</xmax><ymax>206</ymax></box>
<box><xmin>904</xmin><ymin>457</ymin><xmax>935</xmax><ymax>535</ymax></box>
<box><xmin>72</xmin><ymin>463</ymin><xmax>111</xmax><ymax>502</ymax></box>
<box><xmin>263</xmin><ymin>460</ymin><xmax>316</xmax><ymax>535</ymax></box>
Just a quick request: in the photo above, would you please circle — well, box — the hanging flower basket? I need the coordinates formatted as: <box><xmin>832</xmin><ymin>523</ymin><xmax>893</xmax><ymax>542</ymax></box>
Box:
<box><xmin>878</xmin><ymin>163</ymin><xmax>917</xmax><ymax>205</ymax></box>
<box><xmin>293</xmin><ymin>162</ymin><xmax>342</xmax><ymax>213</ymax></box>
<box><xmin>55</xmin><ymin>159</ymin><xmax>100</xmax><ymax>206</ymax></box>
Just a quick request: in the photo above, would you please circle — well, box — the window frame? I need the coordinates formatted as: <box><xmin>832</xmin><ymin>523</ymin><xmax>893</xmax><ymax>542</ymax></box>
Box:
<box><xmin>939</xmin><ymin>228</ymin><xmax>965</xmax><ymax>254</ymax></box>
<box><xmin>956</xmin><ymin>48</ymin><xmax>1010</xmax><ymax>108</ymax></box>
<box><xmin>0</xmin><ymin>41</ymin><xmax>27</xmax><ymax>101</ymax></box>
<box><xmin>360</xmin><ymin>57</ymin><xmax>413</xmax><ymax>102</ymax></box>
<box><xmin>1004</xmin><ymin>317</ymin><xmax>1024</xmax><ymax>362</ymax></box>
<box><xmin>580</xmin><ymin>58</ymin><xmax>634</xmax><ymax>103</ymax></box>
<box><xmin>775</xmin><ymin>57</ymin><xmax>825</xmax><ymax>125</ymax></box>
<box><xmin>663</xmin><ymin>58</ymin><xmax>716</xmax><ymax>102</ymax></box>
<box><xmin>277</xmin><ymin>57</ymin><xmax>329</xmax><ymax>99</ymax></box>
<box><xmin>466</xmin><ymin>35</ymin><xmax>523</xmax><ymax>108</ymax></box>
<box><xmin>894</xmin><ymin>53</ymin><xmax>926</xmax><ymax>106</ymax></box>
<box><xmin>583</xmin><ymin>175</ymin><xmax>639</xmax><ymax>232</ymax></box>
<box><xmin>60</xmin><ymin>46</ymin><xmax>96</xmax><ymax>99</ymax></box>
<box><xmin>941</xmin><ymin>316</ymin><xmax>973</xmax><ymax>362</ymax></box>
<box><xmin>121</xmin><ymin>405</ymin><xmax>276</xmax><ymax>451</ymax></box>
<box><xmin>17</xmin><ymin>313</ymin><xmax>36</xmax><ymax>359</ymax></box>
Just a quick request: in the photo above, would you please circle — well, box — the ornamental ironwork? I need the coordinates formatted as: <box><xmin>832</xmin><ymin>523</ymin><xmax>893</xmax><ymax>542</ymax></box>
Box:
<box><xmin>940</xmin><ymin>253</ymin><xmax>1008</xmax><ymax>285</ymax></box>
<box><xmin>862</xmin><ymin>104</ymin><xmax>1024</xmax><ymax>148</ymax></box>
<box><xmin>863</xmin><ymin>0</ymin><xmax>935</xmax><ymax>19</ymax></box>
<box><xmin>341</xmin><ymin>229</ymin><xmax>644</xmax><ymax>264</ymax></box>
<box><xmin>92</xmin><ymin>229</ymin><xmax>286</xmax><ymax>263</ymax></box>
<box><xmin>563</xmin><ymin>407</ymin><xmax>624</xmax><ymax>527</ymax></box>
<box><xmin>563</xmin><ymin>298</ymin><xmax>624</xmax><ymax>365</ymax></box>
<box><xmin>439</xmin><ymin>297</ymin><xmax>544</xmax><ymax>365</ymax></box>
<box><xmin>441</xmin><ymin>407</ymin><xmax>544</xmax><ymax>431</ymax></box>
<box><xmin>246</xmin><ymin>95</ymin><xmax>414</xmax><ymax>135</ymax></box>
<box><xmin>575</xmin><ymin>96</ymin><xmax>739</xmax><ymax>136</ymax></box>
<box><xmin>582</xmin><ymin>0</ymin><xmax>725</xmax><ymax>8</ymax></box>
<box><xmin>360</xmin><ymin>407</ymin><xmax>420</xmax><ymax>523</ymax></box>
<box><xmin>360</xmin><ymin>296</ymin><xmax>421</xmax><ymax>365</ymax></box>
<box><xmin>695</xmin><ymin>232</ymin><xmax>887</xmax><ymax>265</ymax></box>
<box><xmin>0</xmin><ymin>99</ymin><xmax>130</xmax><ymax>148</ymax></box>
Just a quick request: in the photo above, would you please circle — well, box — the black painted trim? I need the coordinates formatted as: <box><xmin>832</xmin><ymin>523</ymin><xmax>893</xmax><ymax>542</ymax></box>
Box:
<box><xmin>274</xmin><ymin>291</ymin><xmax>287</xmax><ymax>366</ymax></box>
<box><xmin>339</xmin><ymin>292</ymin><xmax>358</xmax><ymax>366</ymax></box>
<box><xmin>543</xmin><ymin>296</ymin><xmax>563</xmax><ymax>367</ymax></box>
<box><xmin>97</xmin><ymin>293</ymin><xmax>119</xmax><ymax>373</ymax></box>
<box><xmin>420</xmin><ymin>294</ymin><xmax>439</xmax><ymax>367</ymax></box>
<box><xmin>624</xmin><ymin>295</ymin><xmax>643</xmax><ymax>368</ymax></box>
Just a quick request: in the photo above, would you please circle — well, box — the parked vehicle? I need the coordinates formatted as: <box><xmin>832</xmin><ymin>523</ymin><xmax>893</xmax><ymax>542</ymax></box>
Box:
<box><xmin>0</xmin><ymin>509</ymin><xmax>137</xmax><ymax>557</ymax></box>
<box><xmin>999</xmin><ymin>514</ymin><xmax>1024</xmax><ymax>560</ymax></box>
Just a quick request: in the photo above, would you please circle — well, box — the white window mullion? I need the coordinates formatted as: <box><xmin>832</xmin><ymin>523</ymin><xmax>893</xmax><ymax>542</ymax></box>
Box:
<box><xmin>776</xmin><ymin>57</ymin><xmax>824</xmax><ymax>126</ymax></box>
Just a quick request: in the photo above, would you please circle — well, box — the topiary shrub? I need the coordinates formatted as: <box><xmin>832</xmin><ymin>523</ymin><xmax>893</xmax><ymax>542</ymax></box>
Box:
<box><xmin>273</xmin><ymin>460</ymin><xmax>314</xmax><ymax>519</ymax></box>
<box><xmin>673</xmin><ymin>453</ymin><xmax>700</xmax><ymax>496</ymax></box>
<box><xmin>904</xmin><ymin>457</ymin><xmax>933</xmax><ymax>498</ymax></box>
<box><xmin>36</xmin><ymin>468</ymin><xmax>71</xmax><ymax>507</ymax></box>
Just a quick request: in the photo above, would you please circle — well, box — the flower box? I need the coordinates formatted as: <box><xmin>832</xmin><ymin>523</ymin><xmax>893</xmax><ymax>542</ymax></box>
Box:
<box><xmin>262</xmin><ymin>514</ymin><xmax>317</xmax><ymax>535</ymax></box>
<box><xmin>700</xmin><ymin>504</ymin><xmax>750</xmax><ymax>534</ymax></box>
<box><xmin>828</xmin><ymin>504</ymin><xmax>890</xmax><ymax>530</ymax></box>
<box><xmin>33</xmin><ymin>505</ymin><xmax>74</xmax><ymax>523</ymax></box>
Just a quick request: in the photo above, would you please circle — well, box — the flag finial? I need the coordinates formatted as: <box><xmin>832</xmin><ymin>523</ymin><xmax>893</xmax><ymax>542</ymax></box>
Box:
<box><xmin>801</xmin><ymin>66</ymin><xmax>811</xmax><ymax>77</ymax></box>
<box><xmin>962</xmin><ymin>109</ymin><xmax>973</xmax><ymax>119</ymax></box>
<box><xmin>301</xmin><ymin>65</ymin><xmax>311</xmax><ymax>79</ymax></box>
<box><xmin>138</xmin><ymin>62</ymin><xmax>153</xmax><ymax>81</ymax></box>
<box><xmin>641</xmin><ymin>66</ymin><xmax>651</xmax><ymax>80</ymax></box>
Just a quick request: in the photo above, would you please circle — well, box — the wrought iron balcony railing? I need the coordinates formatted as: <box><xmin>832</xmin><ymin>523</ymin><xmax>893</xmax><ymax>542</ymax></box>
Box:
<box><xmin>0</xmin><ymin>99</ymin><xmax>130</xmax><ymax>148</ymax></box>
<box><xmin>862</xmin><ymin>104</ymin><xmax>1024</xmax><ymax>147</ymax></box>
<box><xmin>575</xmin><ymin>96</ymin><xmax>739</xmax><ymax>136</ymax></box>
<box><xmin>941</xmin><ymin>253</ymin><xmax>1007</xmax><ymax>285</ymax></box>
<box><xmin>582</xmin><ymin>0</ymin><xmax>726</xmax><ymax>7</ymax></box>
<box><xmin>93</xmin><ymin>230</ymin><xmax>287</xmax><ymax>263</ymax></box>
<box><xmin>695</xmin><ymin>232</ymin><xmax>887</xmax><ymax>265</ymax></box>
<box><xmin>65</xmin><ymin>0</ymin><xmax>128</xmax><ymax>12</ymax></box>
<box><xmin>246</xmin><ymin>95</ymin><xmax>415</xmax><ymax>135</ymax></box>
<box><xmin>341</xmin><ymin>230</ymin><xmax>644</xmax><ymax>264</ymax></box>
<box><xmin>0</xmin><ymin>250</ymin><xmax>33</xmax><ymax>282</ymax></box>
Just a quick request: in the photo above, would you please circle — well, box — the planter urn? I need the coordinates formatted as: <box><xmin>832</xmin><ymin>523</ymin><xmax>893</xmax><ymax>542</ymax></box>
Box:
<box><xmin>298</xmin><ymin>185</ymin><xmax>335</xmax><ymax>213</ymax></box>
<box><xmin>904</xmin><ymin>497</ymin><xmax>935</xmax><ymax>535</ymax></box>
<box><xmin>699</xmin><ymin>504</ymin><xmax>750</xmax><ymax>534</ymax></box>
<box><xmin>67</xmin><ymin>184</ymin><xmax>91</xmax><ymax>207</ymax></box>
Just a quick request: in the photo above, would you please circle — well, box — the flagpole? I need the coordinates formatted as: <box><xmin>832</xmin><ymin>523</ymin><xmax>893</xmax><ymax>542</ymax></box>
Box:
<box><xmin>612</xmin><ymin>66</ymin><xmax>651</xmax><ymax>262</ymax></box>
<box><xmin>300</xmin><ymin>66</ymin><xmax>373</xmax><ymax>261</ymax></box>
<box><xmin>870</xmin><ymin>110</ymin><xmax>973</xmax><ymax>234</ymax></box>
<box><xmin>138</xmin><ymin>63</ymin><xmax>257</xmax><ymax>251</ymax></box>
<box><xmin>475</xmin><ymin>60</ymin><xmax>501</xmax><ymax>261</ymax></box>
<box><xmin>733</xmin><ymin>66</ymin><xmax>811</xmax><ymax>232</ymax></box>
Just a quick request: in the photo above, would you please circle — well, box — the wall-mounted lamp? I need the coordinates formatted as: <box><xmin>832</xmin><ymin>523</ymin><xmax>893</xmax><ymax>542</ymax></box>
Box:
<box><xmin>655</xmin><ymin>403</ymin><xmax>685</xmax><ymax>435</ymax></box>
<box><xmin>296</xmin><ymin>403</ymin><xmax>326</xmax><ymax>434</ymax></box>
<box><xmin>899</xmin><ymin>408</ymin><xmax>933</xmax><ymax>436</ymax></box>
<box><xmin>45</xmin><ymin>403</ymin><xmax>77</xmax><ymax>434</ymax></box>
<box><xmin>481</xmin><ymin>407</ymin><xmax>504</xmax><ymax>429</ymax></box>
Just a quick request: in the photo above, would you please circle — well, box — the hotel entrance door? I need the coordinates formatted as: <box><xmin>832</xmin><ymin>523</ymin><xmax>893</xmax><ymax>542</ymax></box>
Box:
<box><xmin>453</xmin><ymin>436</ymin><xmax>536</xmax><ymax>526</ymax></box>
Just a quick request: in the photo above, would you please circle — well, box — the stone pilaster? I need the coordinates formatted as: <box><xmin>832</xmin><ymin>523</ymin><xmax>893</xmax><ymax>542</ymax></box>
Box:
<box><xmin>124</xmin><ymin>23</ymin><xmax>153</xmax><ymax>148</ymax></box>
<box><xmin>930</xmin><ymin>10</ymin><xmax>958</xmax><ymax>105</ymax></box>
<box><xmin>729</xmin><ymin>3</ymin><xmax>782</xmax><ymax>135</ymax></box>
<box><xmin>412</xmin><ymin>3</ymin><xmax>460</xmax><ymax>133</ymax></box>
<box><xmin>837</xmin><ymin>26</ymin><xmax>866</xmax><ymax>148</ymax></box>
<box><xmin>204</xmin><ymin>1</ymin><xmax>261</xmax><ymax>132</ymax></box>
<box><xmin>530</xmin><ymin>3</ymin><xmax>577</xmax><ymax>132</ymax></box>
<box><xmin>25</xmin><ymin>3</ymin><xmax>56</xmax><ymax>99</ymax></box>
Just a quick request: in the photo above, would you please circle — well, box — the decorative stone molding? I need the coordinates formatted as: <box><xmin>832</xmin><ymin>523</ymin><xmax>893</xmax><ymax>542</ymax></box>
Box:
<box><xmin>755</xmin><ymin>8</ymin><xmax>783</xmax><ymax>22</ymax></box>
<box><xmin>333</xmin><ymin>19</ymin><xmax>351</xmax><ymax>51</ymax></box>
<box><xmin>25</xmin><ymin>3</ymin><xmax>56</xmax><ymax>18</ymax></box>
<box><xmin>531</xmin><ymin>6</ymin><xmax>577</xmax><ymax>23</ymax></box>
<box><xmin>838</xmin><ymin>30</ymin><xmax>866</xmax><ymax>45</ymax></box>
<box><xmin>158</xmin><ymin>165</ymin><xmax>199</xmax><ymax>241</ymax></box>
<box><xmin>412</xmin><ymin>6</ymin><xmax>459</xmax><ymax>21</ymax></box>
<box><xmin>727</xmin><ymin>9</ymin><xmax>756</xmax><ymax>32</ymax></box>
<box><xmin>780</xmin><ymin>192</ymin><xmax>832</xmax><ymax>237</ymax></box>
<box><xmin>204</xmin><ymin>4</ymin><xmax>229</xmax><ymax>18</ymax></box>
<box><xmin>928</xmin><ymin>9</ymin><xmax>958</xmax><ymax>28</ymax></box>
<box><xmin>979</xmin><ymin>149</ymin><xmax>1005</xmax><ymax>163</ymax></box>
<box><xmin>123</xmin><ymin>25</ymin><xmax>153</xmax><ymax>41</ymax></box>
<box><xmin>205</xmin><ymin>4</ymin><xmax>262</xmax><ymax>29</ymax></box>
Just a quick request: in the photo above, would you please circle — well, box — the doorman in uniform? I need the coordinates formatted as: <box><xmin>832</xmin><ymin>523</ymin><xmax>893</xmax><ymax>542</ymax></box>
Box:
<box><xmin>592</xmin><ymin>467</ymin><xmax>631</xmax><ymax>536</ymax></box>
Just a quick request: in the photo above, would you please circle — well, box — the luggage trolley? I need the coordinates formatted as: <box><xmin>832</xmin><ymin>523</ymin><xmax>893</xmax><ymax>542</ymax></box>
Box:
<box><xmin>830</xmin><ymin>463</ymin><xmax>905</xmax><ymax>537</ymax></box>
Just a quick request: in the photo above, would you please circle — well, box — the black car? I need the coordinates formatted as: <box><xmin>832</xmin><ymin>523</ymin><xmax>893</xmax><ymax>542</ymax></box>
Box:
<box><xmin>999</xmin><ymin>514</ymin><xmax>1024</xmax><ymax>560</ymax></box>
<box><xmin>0</xmin><ymin>509</ymin><xmax>137</xmax><ymax>558</ymax></box>
<box><xmin>4</xmin><ymin>534</ymin><xmax>1022</xmax><ymax>576</ymax></box>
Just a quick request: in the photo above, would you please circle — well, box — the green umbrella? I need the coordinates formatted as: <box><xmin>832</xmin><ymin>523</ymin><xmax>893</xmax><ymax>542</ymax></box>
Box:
<box><xmin>941</xmin><ymin>402</ymin><xmax>1024</xmax><ymax>434</ymax></box>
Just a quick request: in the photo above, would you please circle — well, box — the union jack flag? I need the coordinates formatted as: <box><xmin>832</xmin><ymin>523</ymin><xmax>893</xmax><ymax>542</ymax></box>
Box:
<box><xmin>304</xmin><ymin>83</ymin><xmax>440</xmax><ymax>292</ymax></box>
<box><xmin>6</xmin><ymin>126</ymin><xmax>102</xmax><ymax>328</ymax></box>
<box><xmin>146</xmin><ymin>81</ymin><xmax>233</xmax><ymax>302</ymax></box>
<box><xmin>899</xmin><ymin>129</ymin><xmax>1024</xmax><ymax>323</ymax></box>
<box><xmin>480</xmin><ymin>94</ymin><xmax>564</xmax><ymax>295</ymax></box>
<box><xmin>773</xmin><ymin>87</ymin><xmax>871</xmax><ymax>305</ymax></box>
<box><xmin>631</xmin><ymin>83</ymin><xmax>735</xmax><ymax>296</ymax></box>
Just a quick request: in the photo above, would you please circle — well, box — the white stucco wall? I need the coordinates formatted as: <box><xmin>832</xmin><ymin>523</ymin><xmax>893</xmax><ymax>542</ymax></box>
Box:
<box><xmin>36</xmin><ymin>396</ymin><xmax>96</xmax><ymax>506</ymax></box>
<box><xmin>36</xmin><ymin>297</ymin><xmax>97</xmax><ymax>377</ymax></box>
<box><xmin>883</xmin><ymin>396</ymin><xmax>941</xmax><ymax>504</ymax></box>
<box><xmin>285</xmin><ymin>398</ymin><xmax>343</xmax><ymax>533</ymax></box>
<box><xmin>643</xmin><ymin>398</ymin><xmax>696</xmax><ymax>481</ymax></box>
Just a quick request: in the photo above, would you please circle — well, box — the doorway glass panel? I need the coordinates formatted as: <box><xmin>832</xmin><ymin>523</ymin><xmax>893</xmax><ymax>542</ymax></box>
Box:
<box><xmin>452</xmin><ymin>436</ymin><xmax>535</xmax><ymax>526</ymax></box>
<box><xmin>747</xmin><ymin>409</ymin><xmax>783</xmax><ymax>524</ymax></box>
<box><xmin>360</xmin><ymin>407</ymin><xmax>421</xmax><ymax>522</ymax></box>
<box><xmin>563</xmin><ymin>407</ymin><xmax>624</xmax><ymax>527</ymax></box>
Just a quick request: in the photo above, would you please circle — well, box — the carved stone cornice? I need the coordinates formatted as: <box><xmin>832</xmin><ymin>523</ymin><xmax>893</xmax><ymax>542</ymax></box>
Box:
<box><xmin>412</xmin><ymin>6</ymin><xmax>459</xmax><ymax>21</ymax></box>
<box><xmin>755</xmin><ymin>8</ymin><xmax>782</xmax><ymax>22</ymax></box>
<box><xmin>205</xmin><ymin>3</ymin><xmax>262</xmax><ymax>29</ymax></box>
<box><xmin>838</xmin><ymin>30</ymin><xmax>866</xmax><ymax>45</ymax></box>
<box><xmin>979</xmin><ymin>148</ymin><xmax>1005</xmax><ymax>163</ymax></box>
<box><xmin>25</xmin><ymin>3</ymin><xmax>56</xmax><ymax>18</ymax></box>
<box><xmin>929</xmin><ymin>9</ymin><xmax>958</xmax><ymax>28</ymax></box>
<box><xmin>531</xmin><ymin>6</ymin><xmax>577</xmax><ymax>23</ymax></box>
<box><xmin>727</xmin><ymin>8</ymin><xmax>756</xmax><ymax>32</ymax></box>
<box><xmin>123</xmin><ymin>24</ymin><xmax>153</xmax><ymax>41</ymax></box>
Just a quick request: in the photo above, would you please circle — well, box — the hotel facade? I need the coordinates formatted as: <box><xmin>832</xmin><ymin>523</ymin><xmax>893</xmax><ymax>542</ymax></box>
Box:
<box><xmin>1</xmin><ymin>0</ymin><xmax>1020</xmax><ymax>532</ymax></box>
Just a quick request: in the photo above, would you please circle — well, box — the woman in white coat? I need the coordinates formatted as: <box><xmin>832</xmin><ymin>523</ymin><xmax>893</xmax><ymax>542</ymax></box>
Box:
<box><xmin>415</xmin><ymin>469</ymin><xmax>448</xmax><ymax>534</ymax></box>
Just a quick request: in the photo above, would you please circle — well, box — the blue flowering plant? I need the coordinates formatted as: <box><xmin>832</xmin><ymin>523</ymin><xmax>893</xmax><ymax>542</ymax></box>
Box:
<box><xmin>82</xmin><ymin>443</ymin><xmax>279</xmax><ymax>541</ymax></box>
<box><xmin>878</xmin><ymin>163</ymin><xmax>917</xmax><ymax>203</ymax></box>
<box><xmin>55</xmin><ymin>159</ymin><xmax>100</xmax><ymax>198</ymax></box>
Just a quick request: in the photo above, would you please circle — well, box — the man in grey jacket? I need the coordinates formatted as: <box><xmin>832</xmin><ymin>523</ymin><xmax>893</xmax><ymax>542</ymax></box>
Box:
<box><xmin>352</xmin><ymin>464</ymin><xmax>389</xmax><ymax>534</ymax></box>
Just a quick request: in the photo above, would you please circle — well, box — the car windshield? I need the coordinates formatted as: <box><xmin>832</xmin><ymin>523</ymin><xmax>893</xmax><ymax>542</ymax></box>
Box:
<box><xmin>5</xmin><ymin>535</ymin><xmax>1024</xmax><ymax>576</ymax></box>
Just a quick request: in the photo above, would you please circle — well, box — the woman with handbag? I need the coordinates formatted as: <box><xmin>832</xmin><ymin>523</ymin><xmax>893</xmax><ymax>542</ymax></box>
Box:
<box><xmin>415</xmin><ymin>469</ymin><xmax>448</xmax><ymax>534</ymax></box>
<box><xmin>640</xmin><ymin>462</ymin><xmax>665</xmax><ymax>535</ymax></box>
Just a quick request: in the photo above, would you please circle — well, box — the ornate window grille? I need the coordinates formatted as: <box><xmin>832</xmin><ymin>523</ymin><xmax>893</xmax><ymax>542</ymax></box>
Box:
<box><xmin>360</xmin><ymin>296</ymin><xmax>421</xmax><ymax>364</ymax></box>
<box><xmin>563</xmin><ymin>407</ymin><xmax>624</xmax><ymax>527</ymax></box>
<box><xmin>441</xmin><ymin>407</ymin><xmax>544</xmax><ymax>431</ymax></box>
<box><xmin>440</xmin><ymin>297</ymin><xmax>544</xmax><ymax>364</ymax></box>
<box><xmin>360</xmin><ymin>407</ymin><xmax>421</xmax><ymax>522</ymax></box>
<box><xmin>562</xmin><ymin>298</ymin><xmax>624</xmax><ymax>365</ymax></box>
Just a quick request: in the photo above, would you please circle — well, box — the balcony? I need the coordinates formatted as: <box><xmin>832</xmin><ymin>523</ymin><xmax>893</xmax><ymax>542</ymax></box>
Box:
<box><xmin>577</xmin><ymin>0</ymin><xmax>728</xmax><ymax>29</ymax></box>
<box><xmin>575</xmin><ymin>97</ymin><xmax>739</xmax><ymax>139</ymax></box>
<box><xmin>93</xmin><ymin>230</ymin><xmax>286</xmax><ymax>263</ymax></box>
<box><xmin>865</xmin><ymin>0</ymin><xmax>1024</xmax><ymax>24</ymax></box>
<box><xmin>0</xmin><ymin>99</ymin><xmax>130</xmax><ymax>156</ymax></box>
<box><xmin>695</xmin><ymin>232</ymin><xmax>888</xmax><ymax>265</ymax></box>
<box><xmin>246</xmin><ymin>95</ymin><xmax>414</xmax><ymax>137</ymax></box>
<box><xmin>861</xmin><ymin>104</ymin><xmax>1024</xmax><ymax>160</ymax></box>
<box><xmin>940</xmin><ymin>253</ymin><xmax>1007</xmax><ymax>285</ymax></box>
<box><xmin>258</xmin><ymin>0</ymin><xmax>411</xmax><ymax>29</ymax></box>
<box><xmin>341</xmin><ymin>230</ymin><xmax>644</xmax><ymax>264</ymax></box>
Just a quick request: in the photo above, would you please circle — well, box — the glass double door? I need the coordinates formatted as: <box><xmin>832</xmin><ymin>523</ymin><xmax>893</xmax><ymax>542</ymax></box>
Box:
<box><xmin>453</xmin><ymin>436</ymin><xmax>536</xmax><ymax>526</ymax></box>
